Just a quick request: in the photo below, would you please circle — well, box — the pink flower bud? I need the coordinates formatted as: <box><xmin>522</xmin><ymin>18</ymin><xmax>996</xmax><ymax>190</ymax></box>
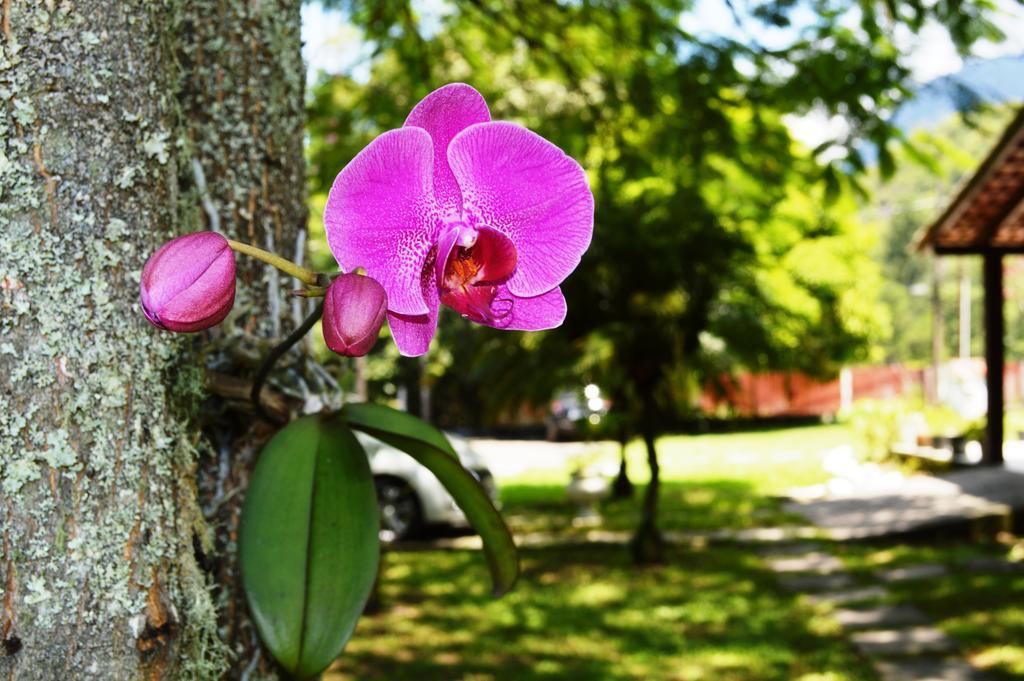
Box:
<box><xmin>140</xmin><ymin>231</ymin><xmax>236</xmax><ymax>333</ymax></box>
<box><xmin>322</xmin><ymin>273</ymin><xmax>388</xmax><ymax>357</ymax></box>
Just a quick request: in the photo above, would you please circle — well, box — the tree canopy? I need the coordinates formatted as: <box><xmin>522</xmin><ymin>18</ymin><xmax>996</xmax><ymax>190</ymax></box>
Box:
<box><xmin>301</xmin><ymin>0</ymin><xmax>1013</xmax><ymax>561</ymax></box>
<box><xmin>301</xmin><ymin>0</ymin><xmax>1016</xmax><ymax>426</ymax></box>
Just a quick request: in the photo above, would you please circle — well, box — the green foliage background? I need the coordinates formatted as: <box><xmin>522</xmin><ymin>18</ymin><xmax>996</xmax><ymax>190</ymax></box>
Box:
<box><xmin>303</xmin><ymin>0</ymin><xmax>1011</xmax><ymax>432</ymax></box>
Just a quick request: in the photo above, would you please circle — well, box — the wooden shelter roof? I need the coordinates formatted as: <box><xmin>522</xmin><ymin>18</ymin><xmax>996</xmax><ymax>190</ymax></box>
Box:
<box><xmin>918</xmin><ymin>107</ymin><xmax>1024</xmax><ymax>254</ymax></box>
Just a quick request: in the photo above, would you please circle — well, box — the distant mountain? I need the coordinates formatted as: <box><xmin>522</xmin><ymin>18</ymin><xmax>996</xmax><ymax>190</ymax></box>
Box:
<box><xmin>892</xmin><ymin>55</ymin><xmax>1024</xmax><ymax>131</ymax></box>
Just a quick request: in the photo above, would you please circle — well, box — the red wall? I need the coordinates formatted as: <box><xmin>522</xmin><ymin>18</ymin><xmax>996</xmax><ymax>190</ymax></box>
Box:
<box><xmin>702</xmin><ymin>361</ymin><xmax>1024</xmax><ymax>417</ymax></box>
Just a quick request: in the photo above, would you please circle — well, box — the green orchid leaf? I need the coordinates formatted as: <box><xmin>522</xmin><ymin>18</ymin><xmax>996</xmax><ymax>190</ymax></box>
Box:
<box><xmin>240</xmin><ymin>413</ymin><xmax>380</xmax><ymax>679</ymax></box>
<box><xmin>340</xmin><ymin>401</ymin><xmax>519</xmax><ymax>596</ymax></box>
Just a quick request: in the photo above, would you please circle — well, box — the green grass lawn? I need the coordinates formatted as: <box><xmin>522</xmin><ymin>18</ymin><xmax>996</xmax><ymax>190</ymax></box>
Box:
<box><xmin>323</xmin><ymin>424</ymin><xmax>881</xmax><ymax>680</ymax></box>
<box><xmin>327</xmin><ymin>544</ymin><xmax>876</xmax><ymax>681</ymax></box>
<box><xmin>500</xmin><ymin>424</ymin><xmax>850</xmax><ymax>536</ymax></box>
<box><xmin>325</xmin><ymin>423</ymin><xmax>1024</xmax><ymax>680</ymax></box>
<box><xmin>833</xmin><ymin>543</ymin><xmax>1024</xmax><ymax>680</ymax></box>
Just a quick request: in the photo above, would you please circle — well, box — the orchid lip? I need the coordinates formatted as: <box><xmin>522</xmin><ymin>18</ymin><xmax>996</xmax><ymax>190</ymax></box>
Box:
<box><xmin>438</xmin><ymin>225</ymin><xmax>518</xmax><ymax>325</ymax></box>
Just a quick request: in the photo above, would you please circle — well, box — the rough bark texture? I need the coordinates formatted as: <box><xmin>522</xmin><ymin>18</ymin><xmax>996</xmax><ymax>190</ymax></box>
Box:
<box><xmin>0</xmin><ymin>1</ymin><xmax>307</xmax><ymax>678</ymax></box>
<box><xmin>178</xmin><ymin>3</ymin><xmax>313</xmax><ymax>677</ymax></box>
<box><xmin>179</xmin><ymin>0</ymin><xmax>308</xmax><ymax>341</ymax></box>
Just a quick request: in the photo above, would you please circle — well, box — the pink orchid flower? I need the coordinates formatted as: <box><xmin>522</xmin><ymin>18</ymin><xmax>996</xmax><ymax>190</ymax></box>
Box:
<box><xmin>323</xmin><ymin>83</ymin><xmax>594</xmax><ymax>357</ymax></box>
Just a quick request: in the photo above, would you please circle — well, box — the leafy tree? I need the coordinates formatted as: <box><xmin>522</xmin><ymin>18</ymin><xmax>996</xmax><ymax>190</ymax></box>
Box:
<box><xmin>309</xmin><ymin>0</ymin><xmax>1007</xmax><ymax>562</ymax></box>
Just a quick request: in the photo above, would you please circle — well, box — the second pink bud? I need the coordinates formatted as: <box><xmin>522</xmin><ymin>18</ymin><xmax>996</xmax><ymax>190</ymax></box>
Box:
<box><xmin>322</xmin><ymin>273</ymin><xmax>388</xmax><ymax>357</ymax></box>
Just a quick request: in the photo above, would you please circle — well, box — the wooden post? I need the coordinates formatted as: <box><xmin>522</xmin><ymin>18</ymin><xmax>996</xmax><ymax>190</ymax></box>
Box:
<box><xmin>930</xmin><ymin>255</ymin><xmax>944</xmax><ymax>404</ymax></box>
<box><xmin>984</xmin><ymin>252</ymin><xmax>1005</xmax><ymax>465</ymax></box>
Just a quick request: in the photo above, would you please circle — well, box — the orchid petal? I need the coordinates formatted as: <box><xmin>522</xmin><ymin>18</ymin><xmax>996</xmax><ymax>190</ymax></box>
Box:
<box><xmin>387</xmin><ymin>308</ymin><xmax>439</xmax><ymax>359</ymax></box>
<box><xmin>448</xmin><ymin>122</ymin><xmax>593</xmax><ymax>298</ymax></box>
<box><xmin>324</xmin><ymin>127</ymin><xmax>438</xmax><ymax>316</ymax></box>
<box><xmin>387</xmin><ymin>260</ymin><xmax>441</xmax><ymax>357</ymax></box>
<box><xmin>405</xmin><ymin>83</ymin><xmax>491</xmax><ymax>216</ymax></box>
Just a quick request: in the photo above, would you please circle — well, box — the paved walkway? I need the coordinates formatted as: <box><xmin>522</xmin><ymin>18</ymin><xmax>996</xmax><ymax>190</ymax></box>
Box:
<box><xmin>784</xmin><ymin>447</ymin><xmax>1024</xmax><ymax>540</ymax></box>
<box><xmin>760</xmin><ymin>541</ymin><xmax>1020</xmax><ymax>680</ymax></box>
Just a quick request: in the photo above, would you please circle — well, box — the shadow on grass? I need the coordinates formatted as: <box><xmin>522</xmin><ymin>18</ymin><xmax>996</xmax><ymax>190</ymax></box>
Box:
<box><xmin>326</xmin><ymin>544</ymin><xmax>874</xmax><ymax>681</ymax></box>
<box><xmin>892</xmin><ymin>565</ymin><xmax>1024</xmax><ymax>679</ymax></box>
<box><xmin>835</xmin><ymin>542</ymin><xmax>1024</xmax><ymax>680</ymax></box>
<box><xmin>499</xmin><ymin>480</ymin><xmax>804</xmax><ymax>537</ymax></box>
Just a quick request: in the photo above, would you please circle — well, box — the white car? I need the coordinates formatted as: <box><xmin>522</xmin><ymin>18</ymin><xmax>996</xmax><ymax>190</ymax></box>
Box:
<box><xmin>356</xmin><ymin>432</ymin><xmax>499</xmax><ymax>541</ymax></box>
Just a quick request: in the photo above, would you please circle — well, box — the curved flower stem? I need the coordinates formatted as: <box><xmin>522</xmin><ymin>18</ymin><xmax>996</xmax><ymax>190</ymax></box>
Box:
<box><xmin>251</xmin><ymin>300</ymin><xmax>325</xmax><ymax>422</ymax></box>
<box><xmin>227</xmin><ymin>238</ymin><xmax>322</xmax><ymax>286</ymax></box>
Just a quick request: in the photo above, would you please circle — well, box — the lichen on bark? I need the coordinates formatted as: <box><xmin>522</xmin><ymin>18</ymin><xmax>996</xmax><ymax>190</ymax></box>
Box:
<box><xmin>0</xmin><ymin>0</ymin><xmax>307</xmax><ymax>678</ymax></box>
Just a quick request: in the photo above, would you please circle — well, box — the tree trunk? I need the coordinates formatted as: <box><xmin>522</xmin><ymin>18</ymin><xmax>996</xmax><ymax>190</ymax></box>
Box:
<box><xmin>179</xmin><ymin>2</ymin><xmax>311</xmax><ymax>677</ymax></box>
<box><xmin>630</xmin><ymin>428</ymin><xmax>665</xmax><ymax>564</ymax></box>
<box><xmin>611</xmin><ymin>436</ymin><xmax>634</xmax><ymax>499</ymax></box>
<box><xmin>0</xmin><ymin>1</ymin><xmax>306</xmax><ymax>678</ymax></box>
